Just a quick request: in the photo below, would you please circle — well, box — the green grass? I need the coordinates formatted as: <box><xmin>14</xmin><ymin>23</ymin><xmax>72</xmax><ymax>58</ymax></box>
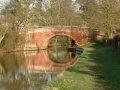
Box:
<box><xmin>47</xmin><ymin>43</ymin><xmax>120</xmax><ymax>90</ymax></box>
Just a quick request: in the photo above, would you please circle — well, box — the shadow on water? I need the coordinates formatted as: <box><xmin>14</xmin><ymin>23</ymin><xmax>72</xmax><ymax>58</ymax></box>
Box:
<box><xmin>0</xmin><ymin>47</ymin><xmax>80</xmax><ymax>90</ymax></box>
<box><xmin>67</xmin><ymin>43</ymin><xmax>120</xmax><ymax>90</ymax></box>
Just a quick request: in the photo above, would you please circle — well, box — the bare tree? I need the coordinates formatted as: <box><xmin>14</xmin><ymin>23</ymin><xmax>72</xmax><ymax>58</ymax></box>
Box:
<box><xmin>77</xmin><ymin>0</ymin><xmax>120</xmax><ymax>44</ymax></box>
<box><xmin>0</xmin><ymin>0</ymin><xmax>31</xmax><ymax>50</ymax></box>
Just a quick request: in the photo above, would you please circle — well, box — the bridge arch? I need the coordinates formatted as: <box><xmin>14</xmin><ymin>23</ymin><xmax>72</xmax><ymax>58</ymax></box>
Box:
<box><xmin>43</xmin><ymin>34</ymin><xmax>79</xmax><ymax>48</ymax></box>
<box><xmin>23</xmin><ymin>27</ymin><xmax>94</xmax><ymax>50</ymax></box>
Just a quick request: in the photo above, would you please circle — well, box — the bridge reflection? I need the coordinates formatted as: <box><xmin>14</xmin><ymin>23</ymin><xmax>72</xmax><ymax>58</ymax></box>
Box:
<box><xmin>0</xmin><ymin>47</ymin><xmax>79</xmax><ymax>90</ymax></box>
<box><xmin>25</xmin><ymin>47</ymin><xmax>78</xmax><ymax>73</ymax></box>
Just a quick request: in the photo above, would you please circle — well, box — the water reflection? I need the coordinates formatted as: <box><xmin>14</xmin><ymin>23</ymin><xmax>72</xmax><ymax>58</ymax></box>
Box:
<box><xmin>0</xmin><ymin>47</ymin><xmax>80</xmax><ymax>90</ymax></box>
<box><xmin>48</xmin><ymin>47</ymin><xmax>76</xmax><ymax>63</ymax></box>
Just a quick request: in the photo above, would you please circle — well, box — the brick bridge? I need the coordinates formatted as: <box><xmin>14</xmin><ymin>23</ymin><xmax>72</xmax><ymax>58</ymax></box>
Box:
<box><xmin>23</xmin><ymin>27</ymin><xmax>103</xmax><ymax>50</ymax></box>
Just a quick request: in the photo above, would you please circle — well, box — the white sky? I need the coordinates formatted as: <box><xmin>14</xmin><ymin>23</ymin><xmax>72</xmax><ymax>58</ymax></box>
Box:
<box><xmin>0</xmin><ymin>0</ymin><xmax>78</xmax><ymax>12</ymax></box>
<box><xmin>0</xmin><ymin>0</ymin><xmax>10</xmax><ymax>11</ymax></box>
<box><xmin>72</xmin><ymin>0</ymin><xmax>76</xmax><ymax>2</ymax></box>
<box><xmin>0</xmin><ymin>0</ymin><xmax>9</xmax><ymax>4</ymax></box>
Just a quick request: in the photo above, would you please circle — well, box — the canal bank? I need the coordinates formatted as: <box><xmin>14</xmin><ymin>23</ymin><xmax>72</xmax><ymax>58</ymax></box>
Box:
<box><xmin>48</xmin><ymin>43</ymin><xmax>120</xmax><ymax>90</ymax></box>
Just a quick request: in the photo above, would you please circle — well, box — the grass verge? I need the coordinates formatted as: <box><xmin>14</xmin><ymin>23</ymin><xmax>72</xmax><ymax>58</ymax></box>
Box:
<box><xmin>48</xmin><ymin>43</ymin><xmax>120</xmax><ymax>90</ymax></box>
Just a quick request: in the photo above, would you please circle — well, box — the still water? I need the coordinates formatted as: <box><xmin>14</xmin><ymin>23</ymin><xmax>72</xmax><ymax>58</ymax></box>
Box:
<box><xmin>0</xmin><ymin>47</ymin><xmax>80</xmax><ymax>90</ymax></box>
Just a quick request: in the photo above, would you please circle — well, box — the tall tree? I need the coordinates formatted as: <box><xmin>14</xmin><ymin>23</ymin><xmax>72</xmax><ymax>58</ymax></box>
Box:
<box><xmin>0</xmin><ymin>0</ymin><xmax>31</xmax><ymax>50</ymax></box>
<box><xmin>77</xmin><ymin>0</ymin><xmax>120</xmax><ymax>41</ymax></box>
<box><xmin>42</xmin><ymin>0</ymin><xmax>82</xmax><ymax>26</ymax></box>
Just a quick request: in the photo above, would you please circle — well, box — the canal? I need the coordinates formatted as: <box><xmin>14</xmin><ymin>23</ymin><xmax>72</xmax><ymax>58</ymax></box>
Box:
<box><xmin>0</xmin><ymin>47</ymin><xmax>81</xmax><ymax>90</ymax></box>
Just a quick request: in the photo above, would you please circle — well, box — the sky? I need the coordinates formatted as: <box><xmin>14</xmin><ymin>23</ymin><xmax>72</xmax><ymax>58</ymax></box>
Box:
<box><xmin>72</xmin><ymin>0</ymin><xmax>76</xmax><ymax>2</ymax></box>
<box><xmin>0</xmin><ymin>0</ymin><xmax>77</xmax><ymax>12</ymax></box>
<box><xmin>0</xmin><ymin>0</ymin><xmax>76</xmax><ymax>5</ymax></box>
<box><xmin>0</xmin><ymin>0</ymin><xmax>9</xmax><ymax>5</ymax></box>
<box><xmin>0</xmin><ymin>0</ymin><xmax>9</xmax><ymax>11</ymax></box>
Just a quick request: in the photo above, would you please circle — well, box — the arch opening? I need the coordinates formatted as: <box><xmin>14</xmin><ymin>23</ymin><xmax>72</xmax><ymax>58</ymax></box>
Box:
<box><xmin>46</xmin><ymin>35</ymin><xmax>78</xmax><ymax>48</ymax></box>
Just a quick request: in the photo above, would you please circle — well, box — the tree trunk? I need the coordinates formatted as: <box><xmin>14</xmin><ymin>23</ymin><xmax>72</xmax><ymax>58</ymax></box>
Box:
<box><xmin>55</xmin><ymin>36</ymin><xmax>58</xmax><ymax>46</ymax></box>
<box><xmin>0</xmin><ymin>33</ymin><xmax>6</xmax><ymax>44</ymax></box>
<box><xmin>105</xmin><ymin>39</ymin><xmax>108</xmax><ymax>45</ymax></box>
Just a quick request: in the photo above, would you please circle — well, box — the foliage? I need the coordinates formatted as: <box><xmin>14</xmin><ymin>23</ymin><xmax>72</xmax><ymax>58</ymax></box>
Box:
<box><xmin>48</xmin><ymin>35</ymin><xmax>72</xmax><ymax>47</ymax></box>
<box><xmin>32</xmin><ymin>0</ymin><xmax>83</xmax><ymax>26</ymax></box>
<box><xmin>77</xmin><ymin>0</ymin><xmax>120</xmax><ymax>39</ymax></box>
<box><xmin>1</xmin><ymin>0</ymin><xmax>120</xmax><ymax>50</ymax></box>
<box><xmin>0</xmin><ymin>0</ymin><xmax>31</xmax><ymax>50</ymax></box>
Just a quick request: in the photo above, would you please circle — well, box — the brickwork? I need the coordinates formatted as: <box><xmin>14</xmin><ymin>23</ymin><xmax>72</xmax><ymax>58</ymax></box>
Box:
<box><xmin>24</xmin><ymin>27</ymin><xmax>92</xmax><ymax>50</ymax></box>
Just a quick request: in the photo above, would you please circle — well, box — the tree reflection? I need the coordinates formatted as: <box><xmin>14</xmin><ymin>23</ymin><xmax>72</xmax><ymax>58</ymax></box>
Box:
<box><xmin>48</xmin><ymin>47</ymin><xmax>76</xmax><ymax>63</ymax></box>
